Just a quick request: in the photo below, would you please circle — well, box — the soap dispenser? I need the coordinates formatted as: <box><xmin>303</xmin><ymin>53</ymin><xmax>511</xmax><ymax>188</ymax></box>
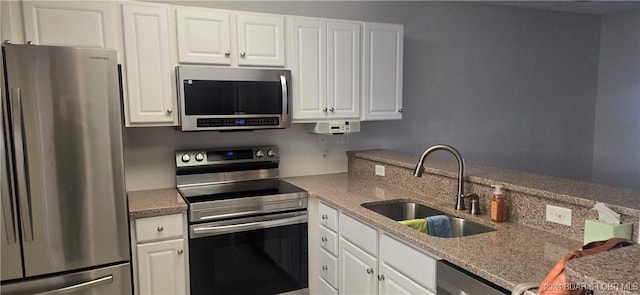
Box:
<box><xmin>490</xmin><ymin>185</ymin><xmax>505</xmax><ymax>222</ymax></box>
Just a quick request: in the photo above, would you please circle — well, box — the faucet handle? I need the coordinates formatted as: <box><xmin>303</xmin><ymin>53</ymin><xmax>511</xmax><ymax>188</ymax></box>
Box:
<box><xmin>465</xmin><ymin>193</ymin><xmax>481</xmax><ymax>215</ymax></box>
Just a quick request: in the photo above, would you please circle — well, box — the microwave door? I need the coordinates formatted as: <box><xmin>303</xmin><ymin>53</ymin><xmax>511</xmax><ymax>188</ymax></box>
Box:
<box><xmin>238</xmin><ymin>81</ymin><xmax>282</xmax><ymax>115</ymax></box>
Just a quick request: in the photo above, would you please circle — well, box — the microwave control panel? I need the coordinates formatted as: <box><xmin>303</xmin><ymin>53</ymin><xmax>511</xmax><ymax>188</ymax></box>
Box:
<box><xmin>197</xmin><ymin>117</ymin><xmax>280</xmax><ymax>128</ymax></box>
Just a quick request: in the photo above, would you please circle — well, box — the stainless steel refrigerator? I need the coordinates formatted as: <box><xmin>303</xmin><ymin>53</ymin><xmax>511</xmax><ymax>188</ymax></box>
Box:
<box><xmin>1</xmin><ymin>44</ymin><xmax>131</xmax><ymax>294</ymax></box>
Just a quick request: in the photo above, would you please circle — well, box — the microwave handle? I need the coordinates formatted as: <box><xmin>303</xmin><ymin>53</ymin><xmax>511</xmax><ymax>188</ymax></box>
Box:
<box><xmin>280</xmin><ymin>75</ymin><xmax>288</xmax><ymax>123</ymax></box>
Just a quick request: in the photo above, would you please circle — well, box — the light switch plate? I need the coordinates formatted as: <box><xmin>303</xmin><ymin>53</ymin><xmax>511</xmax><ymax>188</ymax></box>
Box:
<box><xmin>546</xmin><ymin>205</ymin><xmax>572</xmax><ymax>226</ymax></box>
<box><xmin>375</xmin><ymin>165</ymin><xmax>385</xmax><ymax>176</ymax></box>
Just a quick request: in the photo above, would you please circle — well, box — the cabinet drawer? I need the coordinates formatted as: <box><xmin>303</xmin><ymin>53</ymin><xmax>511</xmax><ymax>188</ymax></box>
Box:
<box><xmin>319</xmin><ymin>248</ymin><xmax>338</xmax><ymax>288</ymax></box>
<box><xmin>319</xmin><ymin>225</ymin><xmax>338</xmax><ymax>256</ymax></box>
<box><xmin>318</xmin><ymin>276</ymin><xmax>339</xmax><ymax>295</ymax></box>
<box><xmin>136</xmin><ymin>214</ymin><xmax>184</xmax><ymax>243</ymax></box>
<box><xmin>380</xmin><ymin>233</ymin><xmax>437</xmax><ymax>291</ymax></box>
<box><xmin>339</xmin><ymin>213</ymin><xmax>377</xmax><ymax>256</ymax></box>
<box><xmin>319</xmin><ymin>202</ymin><xmax>338</xmax><ymax>232</ymax></box>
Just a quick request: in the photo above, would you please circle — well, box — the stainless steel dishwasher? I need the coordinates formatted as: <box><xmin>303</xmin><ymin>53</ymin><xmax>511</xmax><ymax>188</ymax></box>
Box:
<box><xmin>437</xmin><ymin>260</ymin><xmax>510</xmax><ymax>295</ymax></box>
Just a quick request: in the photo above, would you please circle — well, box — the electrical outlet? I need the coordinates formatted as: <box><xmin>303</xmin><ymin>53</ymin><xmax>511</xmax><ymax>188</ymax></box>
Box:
<box><xmin>546</xmin><ymin>205</ymin><xmax>572</xmax><ymax>226</ymax></box>
<box><xmin>375</xmin><ymin>165</ymin><xmax>385</xmax><ymax>176</ymax></box>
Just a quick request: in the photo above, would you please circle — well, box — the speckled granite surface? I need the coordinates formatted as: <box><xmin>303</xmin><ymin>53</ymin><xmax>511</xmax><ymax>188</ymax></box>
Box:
<box><xmin>285</xmin><ymin>149</ymin><xmax>640</xmax><ymax>293</ymax></box>
<box><xmin>566</xmin><ymin>245</ymin><xmax>640</xmax><ymax>295</ymax></box>
<box><xmin>284</xmin><ymin>173</ymin><xmax>583</xmax><ymax>291</ymax></box>
<box><xmin>128</xmin><ymin>188</ymin><xmax>187</xmax><ymax>218</ymax></box>
<box><xmin>349</xmin><ymin>150</ymin><xmax>640</xmax><ymax>242</ymax></box>
<box><xmin>351</xmin><ymin>150</ymin><xmax>640</xmax><ymax>212</ymax></box>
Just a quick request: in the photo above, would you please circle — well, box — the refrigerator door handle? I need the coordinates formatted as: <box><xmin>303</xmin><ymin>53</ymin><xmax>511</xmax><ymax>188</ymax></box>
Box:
<box><xmin>1</xmin><ymin>86</ymin><xmax>18</xmax><ymax>244</ymax></box>
<box><xmin>9</xmin><ymin>88</ymin><xmax>34</xmax><ymax>241</ymax></box>
<box><xmin>33</xmin><ymin>275</ymin><xmax>114</xmax><ymax>295</ymax></box>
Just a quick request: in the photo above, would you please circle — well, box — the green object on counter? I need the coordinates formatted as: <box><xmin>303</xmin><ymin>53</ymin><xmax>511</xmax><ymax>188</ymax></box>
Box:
<box><xmin>584</xmin><ymin>219</ymin><xmax>632</xmax><ymax>245</ymax></box>
<box><xmin>399</xmin><ymin>219</ymin><xmax>427</xmax><ymax>233</ymax></box>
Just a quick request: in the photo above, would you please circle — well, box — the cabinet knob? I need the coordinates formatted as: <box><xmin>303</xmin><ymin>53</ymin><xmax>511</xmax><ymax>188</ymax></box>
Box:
<box><xmin>322</xmin><ymin>108</ymin><xmax>328</xmax><ymax>112</ymax></box>
<box><xmin>225</xmin><ymin>51</ymin><xmax>231</xmax><ymax>56</ymax></box>
<box><xmin>177</xmin><ymin>249</ymin><xmax>184</xmax><ymax>255</ymax></box>
<box><xmin>26</xmin><ymin>41</ymin><xmax>34</xmax><ymax>45</ymax></box>
<box><xmin>166</xmin><ymin>108</ymin><xmax>173</xmax><ymax>114</ymax></box>
<box><xmin>366</xmin><ymin>268</ymin><xmax>374</xmax><ymax>275</ymax></box>
<box><xmin>321</xmin><ymin>214</ymin><xmax>328</xmax><ymax>220</ymax></box>
<box><xmin>399</xmin><ymin>108</ymin><xmax>403</xmax><ymax>113</ymax></box>
<box><xmin>377</xmin><ymin>274</ymin><xmax>385</xmax><ymax>281</ymax></box>
<box><xmin>321</xmin><ymin>236</ymin><xmax>328</xmax><ymax>242</ymax></box>
<box><xmin>322</xmin><ymin>265</ymin><xmax>328</xmax><ymax>271</ymax></box>
<box><xmin>157</xmin><ymin>226</ymin><xmax>164</xmax><ymax>232</ymax></box>
<box><xmin>240</xmin><ymin>51</ymin><xmax>246</xmax><ymax>57</ymax></box>
<box><xmin>3</xmin><ymin>40</ymin><xmax>11</xmax><ymax>45</ymax></box>
<box><xmin>329</xmin><ymin>107</ymin><xmax>335</xmax><ymax>112</ymax></box>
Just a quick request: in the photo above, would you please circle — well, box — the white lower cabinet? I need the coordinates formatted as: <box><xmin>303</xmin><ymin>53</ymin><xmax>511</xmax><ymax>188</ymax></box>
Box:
<box><xmin>311</xmin><ymin>199</ymin><xmax>438</xmax><ymax>295</ymax></box>
<box><xmin>339</xmin><ymin>238</ymin><xmax>377</xmax><ymax>295</ymax></box>
<box><xmin>137</xmin><ymin>239</ymin><xmax>187</xmax><ymax>295</ymax></box>
<box><xmin>378</xmin><ymin>263</ymin><xmax>434</xmax><ymax>295</ymax></box>
<box><xmin>131</xmin><ymin>213</ymin><xmax>189</xmax><ymax>295</ymax></box>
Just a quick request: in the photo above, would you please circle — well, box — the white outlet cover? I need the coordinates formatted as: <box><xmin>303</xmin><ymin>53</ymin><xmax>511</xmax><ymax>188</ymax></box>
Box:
<box><xmin>546</xmin><ymin>205</ymin><xmax>572</xmax><ymax>226</ymax></box>
<box><xmin>375</xmin><ymin>165</ymin><xmax>385</xmax><ymax>176</ymax></box>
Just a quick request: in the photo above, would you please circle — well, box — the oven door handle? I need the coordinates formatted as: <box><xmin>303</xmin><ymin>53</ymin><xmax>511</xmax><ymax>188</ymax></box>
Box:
<box><xmin>191</xmin><ymin>214</ymin><xmax>307</xmax><ymax>238</ymax></box>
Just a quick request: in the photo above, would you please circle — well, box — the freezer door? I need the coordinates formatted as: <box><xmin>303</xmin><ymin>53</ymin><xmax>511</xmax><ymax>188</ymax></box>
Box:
<box><xmin>1</xmin><ymin>262</ymin><xmax>132</xmax><ymax>295</ymax></box>
<box><xmin>1</xmin><ymin>46</ymin><xmax>24</xmax><ymax>281</ymax></box>
<box><xmin>3</xmin><ymin>44</ymin><xmax>129</xmax><ymax>277</ymax></box>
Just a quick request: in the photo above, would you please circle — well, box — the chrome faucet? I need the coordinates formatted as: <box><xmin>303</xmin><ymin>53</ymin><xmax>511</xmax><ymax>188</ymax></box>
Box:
<box><xmin>413</xmin><ymin>144</ymin><xmax>471</xmax><ymax>211</ymax></box>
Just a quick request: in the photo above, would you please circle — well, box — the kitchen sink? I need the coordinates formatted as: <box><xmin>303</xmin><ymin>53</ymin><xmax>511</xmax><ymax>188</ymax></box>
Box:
<box><xmin>361</xmin><ymin>201</ymin><xmax>496</xmax><ymax>238</ymax></box>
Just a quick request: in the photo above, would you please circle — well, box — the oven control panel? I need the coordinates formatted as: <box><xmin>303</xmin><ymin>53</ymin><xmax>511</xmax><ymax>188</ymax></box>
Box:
<box><xmin>176</xmin><ymin>146</ymin><xmax>279</xmax><ymax>167</ymax></box>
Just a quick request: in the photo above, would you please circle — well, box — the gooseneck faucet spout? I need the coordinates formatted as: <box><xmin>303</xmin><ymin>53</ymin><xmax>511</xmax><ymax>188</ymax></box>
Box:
<box><xmin>414</xmin><ymin>144</ymin><xmax>467</xmax><ymax>211</ymax></box>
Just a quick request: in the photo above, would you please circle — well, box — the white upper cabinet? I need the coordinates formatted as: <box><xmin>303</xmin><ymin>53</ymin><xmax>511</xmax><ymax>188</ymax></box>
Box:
<box><xmin>362</xmin><ymin>22</ymin><xmax>404</xmax><ymax>121</ymax></box>
<box><xmin>21</xmin><ymin>1</ymin><xmax>118</xmax><ymax>49</ymax></box>
<box><xmin>175</xmin><ymin>8</ymin><xmax>231</xmax><ymax>65</ymax></box>
<box><xmin>1</xmin><ymin>1</ymin><xmax>25</xmax><ymax>44</ymax></box>
<box><xmin>236</xmin><ymin>13</ymin><xmax>286</xmax><ymax>67</ymax></box>
<box><xmin>290</xmin><ymin>18</ymin><xmax>326</xmax><ymax>120</ymax></box>
<box><xmin>175</xmin><ymin>7</ymin><xmax>285</xmax><ymax>67</ymax></box>
<box><xmin>121</xmin><ymin>2</ymin><xmax>178</xmax><ymax>126</ymax></box>
<box><xmin>290</xmin><ymin>17</ymin><xmax>360</xmax><ymax>122</ymax></box>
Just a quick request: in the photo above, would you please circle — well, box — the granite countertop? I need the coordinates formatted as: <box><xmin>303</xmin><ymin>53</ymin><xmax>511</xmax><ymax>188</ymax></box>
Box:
<box><xmin>285</xmin><ymin>173</ymin><xmax>584</xmax><ymax>291</ymax></box>
<box><xmin>352</xmin><ymin>150</ymin><xmax>640</xmax><ymax>214</ymax></box>
<box><xmin>285</xmin><ymin>173</ymin><xmax>640</xmax><ymax>290</ymax></box>
<box><xmin>128</xmin><ymin>188</ymin><xmax>187</xmax><ymax>218</ymax></box>
<box><xmin>566</xmin><ymin>244</ymin><xmax>640</xmax><ymax>295</ymax></box>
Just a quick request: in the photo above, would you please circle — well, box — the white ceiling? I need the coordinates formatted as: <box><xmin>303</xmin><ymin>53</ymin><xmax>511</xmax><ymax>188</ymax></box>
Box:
<box><xmin>487</xmin><ymin>1</ymin><xmax>640</xmax><ymax>15</ymax></box>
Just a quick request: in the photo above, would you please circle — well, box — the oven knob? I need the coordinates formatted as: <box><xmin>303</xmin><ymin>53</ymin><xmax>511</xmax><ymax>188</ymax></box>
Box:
<box><xmin>195</xmin><ymin>153</ymin><xmax>205</xmax><ymax>162</ymax></box>
<box><xmin>181</xmin><ymin>153</ymin><xmax>191</xmax><ymax>163</ymax></box>
<box><xmin>267</xmin><ymin>149</ymin><xmax>276</xmax><ymax>157</ymax></box>
<box><xmin>255</xmin><ymin>150</ymin><xmax>265</xmax><ymax>158</ymax></box>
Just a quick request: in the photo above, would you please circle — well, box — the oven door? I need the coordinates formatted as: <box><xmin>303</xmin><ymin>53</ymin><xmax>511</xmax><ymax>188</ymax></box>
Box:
<box><xmin>189</xmin><ymin>211</ymin><xmax>308</xmax><ymax>295</ymax></box>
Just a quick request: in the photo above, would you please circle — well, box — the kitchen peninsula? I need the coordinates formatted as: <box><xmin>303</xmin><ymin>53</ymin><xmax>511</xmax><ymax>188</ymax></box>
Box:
<box><xmin>284</xmin><ymin>149</ymin><xmax>640</xmax><ymax>293</ymax></box>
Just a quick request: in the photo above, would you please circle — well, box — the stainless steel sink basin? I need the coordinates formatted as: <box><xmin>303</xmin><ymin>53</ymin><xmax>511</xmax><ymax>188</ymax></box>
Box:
<box><xmin>361</xmin><ymin>201</ymin><xmax>495</xmax><ymax>238</ymax></box>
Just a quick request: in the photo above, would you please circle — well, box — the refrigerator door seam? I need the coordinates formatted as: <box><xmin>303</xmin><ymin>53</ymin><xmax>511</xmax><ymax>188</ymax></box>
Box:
<box><xmin>9</xmin><ymin>87</ymin><xmax>34</xmax><ymax>242</ymax></box>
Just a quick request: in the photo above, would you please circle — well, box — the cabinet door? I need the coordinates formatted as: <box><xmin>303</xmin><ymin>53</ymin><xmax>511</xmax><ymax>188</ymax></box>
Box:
<box><xmin>290</xmin><ymin>18</ymin><xmax>327</xmax><ymax>121</ymax></box>
<box><xmin>137</xmin><ymin>239</ymin><xmax>187</xmax><ymax>295</ymax></box>
<box><xmin>1</xmin><ymin>1</ymin><xmax>24</xmax><ymax>44</ymax></box>
<box><xmin>176</xmin><ymin>8</ymin><xmax>231</xmax><ymax>65</ymax></box>
<box><xmin>362</xmin><ymin>22</ymin><xmax>403</xmax><ymax>121</ymax></box>
<box><xmin>339</xmin><ymin>238</ymin><xmax>377</xmax><ymax>295</ymax></box>
<box><xmin>121</xmin><ymin>3</ymin><xmax>177</xmax><ymax>126</ymax></box>
<box><xmin>22</xmin><ymin>1</ymin><xmax>117</xmax><ymax>48</ymax></box>
<box><xmin>379</xmin><ymin>263</ymin><xmax>435</xmax><ymax>295</ymax></box>
<box><xmin>327</xmin><ymin>21</ymin><xmax>360</xmax><ymax>119</ymax></box>
<box><xmin>236</xmin><ymin>13</ymin><xmax>286</xmax><ymax>67</ymax></box>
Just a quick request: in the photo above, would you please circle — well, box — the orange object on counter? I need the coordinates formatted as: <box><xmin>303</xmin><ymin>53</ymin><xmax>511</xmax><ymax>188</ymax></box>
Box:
<box><xmin>490</xmin><ymin>185</ymin><xmax>505</xmax><ymax>222</ymax></box>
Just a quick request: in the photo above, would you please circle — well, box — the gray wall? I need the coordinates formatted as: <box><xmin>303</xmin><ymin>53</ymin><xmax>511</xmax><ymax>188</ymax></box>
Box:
<box><xmin>127</xmin><ymin>1</ymin><xmax>621</xmax><ymax>191</ymax></box>
<box><xmin>591</xmin><ymin>9</ymin><xmax>640</xmax><ymax>190</ymax></box>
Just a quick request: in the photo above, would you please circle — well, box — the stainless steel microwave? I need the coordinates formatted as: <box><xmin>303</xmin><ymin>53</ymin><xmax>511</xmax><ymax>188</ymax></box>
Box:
<box><xmin>176</xmin><ymin>66</ymin><xmax>291</xmax><ymax>131</ymax></box>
